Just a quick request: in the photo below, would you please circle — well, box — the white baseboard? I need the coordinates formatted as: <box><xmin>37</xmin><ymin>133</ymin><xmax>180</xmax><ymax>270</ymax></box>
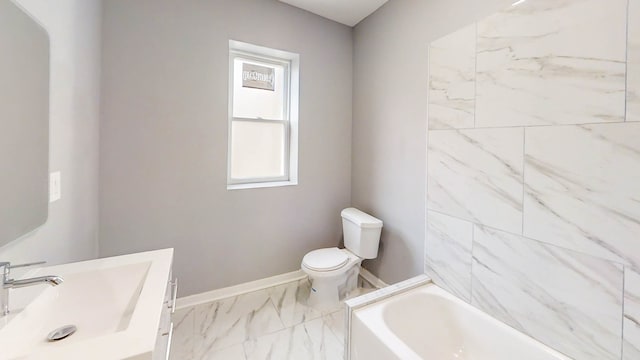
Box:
<box><xmin>359</xmin><ymin>267</ymin><xmax>388</xmax><ymax>288</ymax></box>
<box><xmin>176</xmin><ymin>270</ymin><xmax>307</xmax><ymax>309</ymax></box>
<box><xmin>176</xmin><ymin>267</ymin><xmax>388</xmax><ymax>310</ymax></box>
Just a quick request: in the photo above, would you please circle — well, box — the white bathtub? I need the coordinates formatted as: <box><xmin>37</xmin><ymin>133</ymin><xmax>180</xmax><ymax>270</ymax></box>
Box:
<box><xmin>349</xmin><ymin>283</ymin><xmax>571</xmax><ymax>360</ymax></box>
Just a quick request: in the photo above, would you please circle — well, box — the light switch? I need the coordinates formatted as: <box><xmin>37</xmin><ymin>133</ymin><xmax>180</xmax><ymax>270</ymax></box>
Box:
<box><xmin>49</xmin><ymin>171</ymin><xmax>61</xmax><ymax>202</ymax></box>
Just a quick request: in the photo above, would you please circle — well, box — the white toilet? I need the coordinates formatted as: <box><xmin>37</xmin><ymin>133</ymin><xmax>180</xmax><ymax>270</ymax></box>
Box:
<box><xmin>301</xmin><ymin>208</ymin><xmax>383</xmax><ymax>309</ymax></box>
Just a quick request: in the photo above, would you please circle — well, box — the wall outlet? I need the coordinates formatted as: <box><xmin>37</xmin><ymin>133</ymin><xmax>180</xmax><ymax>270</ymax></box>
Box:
<box><xmin>49</xmin><ymin>171</ymin><xmax>61</xmax><ymax>202</ymax></box>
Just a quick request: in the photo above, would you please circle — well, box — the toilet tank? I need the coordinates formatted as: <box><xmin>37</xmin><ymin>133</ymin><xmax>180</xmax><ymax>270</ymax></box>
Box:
<box><xmin>341</xmin><ymin>208</ymin><xmax>383</xmax><ymax>259</ymax></box>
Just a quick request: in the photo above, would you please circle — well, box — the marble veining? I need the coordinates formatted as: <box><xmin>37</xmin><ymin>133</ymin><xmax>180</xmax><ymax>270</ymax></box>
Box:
<box><xmin>425</xmin><ymin>1</ymin><xmax>639</xmax><ymax>359</ymax></box>
<box><xmin>322</xmin><ymin>309</ymin><xmax>346</xmax><ymax>345</ymax></box>
<box><xmin>624</xmin><ymin>269</ymin><xmax>640</xmax><ymax>360</ymax></box>
<box><xmin>624</xmin><ymin>318</ymin><xmax>640</xmax><ymax>360</ymax></box>
<box><xmin>243</xmin><ymin>317</ymin><xmax>343</xmax><ymax>360</ymax></box>
<box><xmin>475</xmin><ymin>0</ymin><xmax>626</xmax><ymax>127</ymax></box>
<box><xmin>193</xmin><ymin>289</ymin><xmax>285</xmax><ymax>357</ymax></box>
<box><xmin>523</xmin><ymin>123</ymin><xmax>640</xmax><ymax>268</ymax></box>
<box><xmin>170</xmin><ymin>306</ymin><xmax>195</xmax><ymax>359</ymax></box>
<box><xmin>427</xmin><ymin>127</ymin><xmax>524</xmax><ymax>233</ymax></box>
<box><xmin>425</xmin><ymin>211</ymin><xmax>472</xmax><ymax>301</ymax></box>
<box><xmin>205</xmin><ymin>344</ymin><xmax>246</xmax><ymax>360</ymax></box>
<box><xmin>267</xmin><ymin>279</ymin><xmax>322</xmax><ymax>328</ymax></box>
<box><xmin>171</xmin><ymin>278</ymin><xmax>373</xmax><ymax>359</ymax></box>
<box><xmin>428</xmin><ymin>24</ymin><xmax>476</xmax><ymax>130</ymax></box>
<box><xmin>626</xmin><ymin>269</ymin><xmax>640</xmax><ymax>334</ymax></box>
<box><xmin>629</xmin><ymin>0</ymin><xmax>640</xmax><ymax>123</ymax></box>
<box><xmin>471</xmin><ymin>225</ymin><xmax>623</xmax><ymax>360</ymax></box>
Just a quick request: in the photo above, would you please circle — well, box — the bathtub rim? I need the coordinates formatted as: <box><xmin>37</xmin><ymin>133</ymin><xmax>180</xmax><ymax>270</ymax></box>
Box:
<box><xmin>344</xmin><ymin>274</ymin><xmax>432</xmax><ymax>360</ymax></box>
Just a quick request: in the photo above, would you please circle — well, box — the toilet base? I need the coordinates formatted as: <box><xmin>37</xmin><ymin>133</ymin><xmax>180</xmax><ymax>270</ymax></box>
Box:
<box><xmin>307</xmin><ymin>266</ymin><xmax>359</xmax><ymax>310</ymax></box>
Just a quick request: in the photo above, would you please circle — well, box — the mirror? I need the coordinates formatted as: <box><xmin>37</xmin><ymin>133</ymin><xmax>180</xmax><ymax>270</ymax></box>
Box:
<box><xmin>0</xmin><ymin>0</ymin><xmax>50</xmax><ymax>246</ymax></box>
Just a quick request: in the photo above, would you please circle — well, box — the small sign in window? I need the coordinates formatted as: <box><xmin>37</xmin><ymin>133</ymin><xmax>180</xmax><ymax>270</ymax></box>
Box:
<box><xmin>242</xmin><ymin>63</ymin><xmax>275</xmax><ymax>91</ymax></box>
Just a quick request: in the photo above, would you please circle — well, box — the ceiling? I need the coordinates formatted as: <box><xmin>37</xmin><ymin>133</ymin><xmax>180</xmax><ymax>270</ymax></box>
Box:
<box><xmin>278</xmin><ymin>0</ymin><xmax>388</xmax><ymax>27</ymax></box>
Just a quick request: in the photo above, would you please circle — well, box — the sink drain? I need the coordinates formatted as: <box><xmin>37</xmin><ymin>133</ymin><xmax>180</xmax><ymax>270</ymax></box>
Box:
<box><xmin>47</xmin><ymin>325</ymin><xmax>77</xmax><ymax>341</ymax></box>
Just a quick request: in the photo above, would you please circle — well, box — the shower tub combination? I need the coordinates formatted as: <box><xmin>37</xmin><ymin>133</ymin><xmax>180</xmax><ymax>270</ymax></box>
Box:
<box><xmin>347</xmin><ymin>278</ymin><xmax>571</xmax><ymax>360</ymax></box>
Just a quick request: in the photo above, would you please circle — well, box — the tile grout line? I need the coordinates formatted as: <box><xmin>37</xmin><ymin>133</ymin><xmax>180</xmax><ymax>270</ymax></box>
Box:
<box><xmin>264</xmin><ymin>281</ymin><xmax>283</xmax><ymax>323</ymax></box>
<box><xmin>622</xmin><ymin>266</ymin><xmax>626</xmax><ymax>359</ymax></box>
<box><xmin>426</xmin><ymin>22</ymin><xmax>431</xmax><ymax>279</ymax></box>
<box><xmin>197</xmin><ymin>283</ymin><xmax>295</xmax><ymax>359</ymax></box>
<box><xmin>469</xmin><ymin>224</ymin><xmax>475</xmax><ymax>304</ymax></box>
<box><xmin>322</xmin><ymin>311</ymin><xmax>347</xmax><ymax>347</ymax></box>
<box><xmin>473</xmin><ymin>21</ymin><xmax>478</xmax><ymax>129</ymax></box>
<box><xmin>190</xmin><ymin>306</ymin><xmax>197</xmax><ymax>358</ymax></box>
<box><xmin>188</xmin><ymin>278</ymin><xmax>377</xmax><ymax>359</ymax></box>
<box><xmin>428</xmin><ymin>120</ymin><xmax>632</xmax><ymax>132</ymax></box>
<box><xmin>242</xmin><ymin>299</ymin><xmax>350</xmax><ymax>358</ymax></box>
<box><xmin>244</xmin><ymin>280</ymin><xmax>351</xmax><ymax>358</ymax></box>
<box><xmin>425</xmin><ymin>207</ymin><xmax>627</xmax><ymax>268</ymax></box>
<box><xmin>625</xmin><ymin>0</ymin><xmax>630</xmax><ymax>123</ymax></box>
<box><xmin>233</xmin><ymin>282</ymin><xmax>286</xmax><ymax>358</ymax></box>
<box><xmin>521</xmin><ymin>127</ymin><xmax>526</xmax><ymax>236</ymax></box>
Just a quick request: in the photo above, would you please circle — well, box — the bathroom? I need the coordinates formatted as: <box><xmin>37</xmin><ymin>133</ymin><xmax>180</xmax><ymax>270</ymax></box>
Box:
<box><xmin>0</xmin><ymin>0</ymin><xmax>638</xmax><ymax>359</ymax></box>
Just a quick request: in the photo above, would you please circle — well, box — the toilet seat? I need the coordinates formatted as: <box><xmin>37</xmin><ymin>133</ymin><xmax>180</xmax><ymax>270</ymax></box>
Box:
<box><xmin>302</xmin><ymin>247</ymin><xmax>349</xmax><ymax>272</ymax></box>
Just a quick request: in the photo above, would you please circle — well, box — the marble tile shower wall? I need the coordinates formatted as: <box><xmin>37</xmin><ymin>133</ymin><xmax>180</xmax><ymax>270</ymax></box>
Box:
<box><xmin>425</xmin><ymin>0</ymin><xmax>640</xmax><ymax>359</ymax></box>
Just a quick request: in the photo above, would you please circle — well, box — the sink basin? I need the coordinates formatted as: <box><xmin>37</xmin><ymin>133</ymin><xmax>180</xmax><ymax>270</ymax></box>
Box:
<box><xmin>0</xmin><ymin>249</ymin><xmax>173</xmax><ymax>359</ymax></box>
<box><xmin>0</xmin><ymin>262</ymin><xmax>149</xmax><ymax>352</ymax></box>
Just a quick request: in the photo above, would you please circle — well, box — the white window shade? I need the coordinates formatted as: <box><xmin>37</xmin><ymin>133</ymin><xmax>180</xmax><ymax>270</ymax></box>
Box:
<box><xmin>230</xmin><ymin>121</ymin><xmax>286</xmax><ymax>180</ymax></box>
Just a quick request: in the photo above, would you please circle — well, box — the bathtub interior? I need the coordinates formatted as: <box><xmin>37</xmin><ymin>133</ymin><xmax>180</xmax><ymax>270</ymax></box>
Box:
<box><xmin>350</xmin><ymin>284</ymin><xmax>572</xmax><ymax>360</ymax></box>
<box><xmin>382</xmin><ymin>293</ymin><xmax>467</xmax><ymax>358</ymax></box>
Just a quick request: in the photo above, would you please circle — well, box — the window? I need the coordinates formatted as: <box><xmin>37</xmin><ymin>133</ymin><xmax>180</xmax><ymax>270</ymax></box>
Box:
<box><xmin>227</xmin><ymin>40</ymin><xmax>299</xmax><ymax>190</ymax></box>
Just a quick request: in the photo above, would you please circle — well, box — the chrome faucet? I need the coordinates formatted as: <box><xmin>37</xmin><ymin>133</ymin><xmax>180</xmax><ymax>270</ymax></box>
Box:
<box><xmin>0</xmin><ymin>261</ymin><xmax>63</xmax><ymax>316</ymax></box>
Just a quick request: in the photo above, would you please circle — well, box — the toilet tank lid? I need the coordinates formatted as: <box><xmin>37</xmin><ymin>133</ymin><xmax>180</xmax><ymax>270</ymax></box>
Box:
<box><xmin>341</xmin><ymin>208</ymin><xmax>383</xmax><ymax>228</ymax></box>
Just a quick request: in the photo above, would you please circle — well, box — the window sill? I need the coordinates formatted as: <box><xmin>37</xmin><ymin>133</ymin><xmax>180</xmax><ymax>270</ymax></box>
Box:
<box><xmin>227</xmin><ymin>180</ymin><xmax>298</xmax><ymax>191</ymax></box>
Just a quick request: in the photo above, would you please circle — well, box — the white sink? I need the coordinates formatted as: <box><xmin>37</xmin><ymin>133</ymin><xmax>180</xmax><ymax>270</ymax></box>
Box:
<box><xmin>0</xmin><ymin>249</ymin><xmax>173</xmax><ymax>360</ymax></box>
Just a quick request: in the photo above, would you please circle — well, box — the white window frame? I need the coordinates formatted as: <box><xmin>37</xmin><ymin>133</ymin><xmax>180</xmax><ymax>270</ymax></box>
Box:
<box><xmin>227</xmin><ymin>40</ymin><xmax>299</xmax><ymax>190</ymax></box>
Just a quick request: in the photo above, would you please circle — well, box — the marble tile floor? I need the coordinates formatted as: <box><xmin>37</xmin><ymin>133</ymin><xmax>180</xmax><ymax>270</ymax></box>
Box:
<box><xmin>170</xmin><ymin>278</ymin><xmax>374</xmax><ymax>360</ymax></box>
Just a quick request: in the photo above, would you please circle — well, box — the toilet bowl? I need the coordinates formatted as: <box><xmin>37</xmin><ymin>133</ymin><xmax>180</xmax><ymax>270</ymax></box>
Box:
<box><xmin>301</xmin><ymin>208</ymin><xmax>383</xmax><ymax>309</ymax></box>
<box><xmin>302</xmin><ymin>247</ymin><xmax>361</xmax><ymax>308</ymax></box>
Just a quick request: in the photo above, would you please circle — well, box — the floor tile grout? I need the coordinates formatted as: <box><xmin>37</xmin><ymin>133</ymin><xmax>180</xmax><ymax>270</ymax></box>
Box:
<box><xmin>173</xmin><ymin>277</ymin><xmax>373</xmax><ymax>359</ymax></box>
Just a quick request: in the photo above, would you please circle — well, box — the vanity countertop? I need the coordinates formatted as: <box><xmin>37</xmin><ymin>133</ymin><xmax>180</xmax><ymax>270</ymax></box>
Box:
<box><xmin>0</xmin><ymin>248</ymin><xmax>173</xmax><ymax>360</ymax></box>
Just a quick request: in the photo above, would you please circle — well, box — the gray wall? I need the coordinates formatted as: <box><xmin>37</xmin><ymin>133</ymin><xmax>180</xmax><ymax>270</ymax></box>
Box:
<box><xmin>352</xmin><ymin>0</ymin><xmax>511</xmax><ymax>284</ymax></box>
<box><xmin>0</xmin><ymin>0</ymin><xmax>101</xmax><ymax>266</ymax></box>
<box><xmin>99</xmin><ymin>0</ymin><xmax>353</xmax><ymax>296</ymax></box>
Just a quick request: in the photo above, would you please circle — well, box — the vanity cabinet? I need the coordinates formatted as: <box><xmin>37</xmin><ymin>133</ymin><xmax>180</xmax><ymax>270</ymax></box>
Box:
<box><xmin>154</xmin><ymin>275</ymin><xmax>177</xmax><ymax>360</ymax></box>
